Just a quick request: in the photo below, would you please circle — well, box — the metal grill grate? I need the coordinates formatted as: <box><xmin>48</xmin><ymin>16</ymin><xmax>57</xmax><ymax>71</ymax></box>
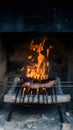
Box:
<box><xmin>3</xmin><ymin>77</ymin><xmax>71</xmax><ymax>123</ymax></box>
<box><xmin>14</xmin><ymin>86</ymin><xmax>57</xmax><ymax>104</ymax></box>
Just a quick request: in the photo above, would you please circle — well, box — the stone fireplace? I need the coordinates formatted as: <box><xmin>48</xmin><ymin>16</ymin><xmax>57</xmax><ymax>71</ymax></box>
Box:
<box><xmin>0</xmin><ymin>33</ymin><xmax>72</xmax><ymax>127</ymax></box>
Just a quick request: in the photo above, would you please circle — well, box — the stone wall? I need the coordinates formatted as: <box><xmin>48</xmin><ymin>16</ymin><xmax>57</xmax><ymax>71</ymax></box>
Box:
<box><xmin>0</xmin><ymin>42</ymin><xmax>6</xmax><ymax>80</ymax></box>
<box><xmin>67</xmin><ymin>49</ymin><xmax>73</xmax><ymax>81</ymax></box>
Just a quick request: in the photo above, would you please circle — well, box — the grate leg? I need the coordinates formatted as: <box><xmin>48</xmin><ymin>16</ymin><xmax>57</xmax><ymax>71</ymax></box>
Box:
<box><xmin>57</xmin><ymin>104</ymin><xmax>65</xmax><ymax>123</ymax></box>
<box><xmin>7</xmin><ymin>104</ymin><xmax>14</xmax><ymax>122</ymax></box>
<box><xmin>57</xmin><ymin>104</ymin><xmax>70</xmax><ymax>130</ymax></box>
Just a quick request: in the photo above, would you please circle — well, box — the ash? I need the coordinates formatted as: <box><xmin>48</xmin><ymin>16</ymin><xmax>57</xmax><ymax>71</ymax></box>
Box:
<box><xmin>0</xmin><ymin>103</ymin><xmax>73</xmax><ymax>130</ymax></box>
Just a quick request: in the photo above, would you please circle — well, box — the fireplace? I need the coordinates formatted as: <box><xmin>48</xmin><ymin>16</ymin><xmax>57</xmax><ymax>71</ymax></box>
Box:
<box><xmin>0</xmin><ymin>0</ymin><xmax>72</xmax><ymax>128</ymax></box>
<box><xmin>0</xmin><ymin>33</ymin><xmax>72</xmax><ymax>129</ymax></box>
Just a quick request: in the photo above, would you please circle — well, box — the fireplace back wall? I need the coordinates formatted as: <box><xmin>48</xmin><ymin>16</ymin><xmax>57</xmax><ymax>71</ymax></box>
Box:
<box><xmin>1</xmin><ymin>32</ymin><xmax>73</xmax><ymax>82</ymax></box>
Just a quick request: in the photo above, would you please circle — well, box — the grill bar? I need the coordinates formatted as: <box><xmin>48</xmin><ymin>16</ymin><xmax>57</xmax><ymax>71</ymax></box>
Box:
<box><xmin>32</xmin><ymin>89</ymin><xmax>35</xmax><ymax>103</ymax></box>
<box><xmin>46</xmin><ymin>90</ymin><xmax>48</xmax><ymax>104</ymax></box>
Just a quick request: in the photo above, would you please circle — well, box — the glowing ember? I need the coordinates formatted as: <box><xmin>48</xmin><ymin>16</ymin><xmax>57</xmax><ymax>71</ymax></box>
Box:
<box><xmin>36</xmin><ymin>88</ymin><xmax>39</xmax><ymax>94</ymax></box>
<box><xmin>21</xmin><ymin>87</ymin><xmax>47</xmax><ymax>95</ymax></box>
<box><xmin>18</xmin><ymin>77</ymin><xmax>20</xmax><ymax>82</ymax></box>
<box><xmin>28</xmin><ymin>55</ymin><xmax>32</xmax><ymax>60</ymax></box>
<box><xmin>26</xmin><ymin>36</ymin><xmax>52</xmax><ymax>80</ymax></box>
<box><xmin>21</xmin><ymin>66</ymin><xmax>25</xmax><ymax>72</ymax></box>
<box><xmin>22</xmin><ymin>87</ymin><xmax>26</xmax><ymax>95</ymax></box>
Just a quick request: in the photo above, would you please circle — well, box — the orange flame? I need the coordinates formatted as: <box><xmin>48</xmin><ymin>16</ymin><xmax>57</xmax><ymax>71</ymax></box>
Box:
<box><xmin>18</xmin><ymin>77</ymin><xmax>20</xmax><ymax>82</ymax></box>
<box><xmin>21</xmin><ymin>66</ymin><xmax>25</xmax><ymax>72</ymax></box>
<box><xmin>26</xmin><ymin>37</ymin><xmax>52</xmax><ymax>80</ymax></box>
<box><xmin>22</xmin><ymin>87</ymin><xmax>26</xmax><ymax>95</ymax></box>
<box><xmin>28</xmin><ymin>55</ymin><xmax>32</xmax><ymax>60</ymax></box>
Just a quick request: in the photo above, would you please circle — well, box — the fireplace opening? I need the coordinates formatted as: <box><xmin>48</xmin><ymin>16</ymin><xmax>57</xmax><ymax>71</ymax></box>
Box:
<box><xmin>0</xmin><ymin>32</ymin><xmax>72</xmax><ymax>124</ymax></box>
<box><xmin>1</xmin><ymin>32</ymin><xmax>73</xmax><ymax>82</ymax></box>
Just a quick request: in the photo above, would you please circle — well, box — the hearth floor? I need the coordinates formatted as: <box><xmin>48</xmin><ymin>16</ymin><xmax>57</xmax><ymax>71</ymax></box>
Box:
<box><xmin>0</xmin><ymin>103</ymin><xmax>73</xmax><ymax>130</ymax></box>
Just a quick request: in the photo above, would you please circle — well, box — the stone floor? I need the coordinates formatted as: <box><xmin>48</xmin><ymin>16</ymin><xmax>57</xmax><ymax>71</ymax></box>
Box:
<box><xmin>0</xmin><ymin>102</ymin><xmax>73</xmax><ymax>130</ymax></box>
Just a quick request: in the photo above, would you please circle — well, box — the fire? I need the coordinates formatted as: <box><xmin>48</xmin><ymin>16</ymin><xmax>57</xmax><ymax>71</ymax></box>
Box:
<box><xmin>18</xmin><ymin>77</ymin><xmax>20</xmax><ymax>82</ymax></box>
<box><xmin>36</xmin><ymin>88</ymin><xmax>39</xmax><ymax>94</ymax></box>
<box><xmin>22</xmin><ymin>87</ymin><xmax>26</xmax><ymax>95</ymax></box>
<box><xmin>28</xmin><ymin>55</ymin><xmax>32</xmax><ymax>60</ymax></box>
<box><xmin>21</xmin><ymin>87</ymin><xmax>47</xmax><ymax>95</ymax></box>
<box><xmin>21</xmin><ymin>66</ymin><xmax>25</xmax><ymax>72</ymax></box>
<box><xmin>26</xmin><ymin>36</ymin><xmax>52</xmax><ymax>80</ymax></box>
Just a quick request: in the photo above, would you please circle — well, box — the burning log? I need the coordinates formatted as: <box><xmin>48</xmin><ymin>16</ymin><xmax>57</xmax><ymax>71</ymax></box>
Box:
<box><xmin>22</xmin><ymin>79</ymin><xmax>58</xmax><ymax>89</ymax></box>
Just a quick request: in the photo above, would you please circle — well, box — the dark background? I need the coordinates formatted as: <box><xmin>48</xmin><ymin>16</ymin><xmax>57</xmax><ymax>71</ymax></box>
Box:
<box><xmin>0</xmin><ymin>1</ymin><xmax>73</xmax><ymax>31</ymax></box>
<box><xmin>1</xmin><ymin>32</ymin><xmax>73</xmax><ymax>47</ymax></box>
